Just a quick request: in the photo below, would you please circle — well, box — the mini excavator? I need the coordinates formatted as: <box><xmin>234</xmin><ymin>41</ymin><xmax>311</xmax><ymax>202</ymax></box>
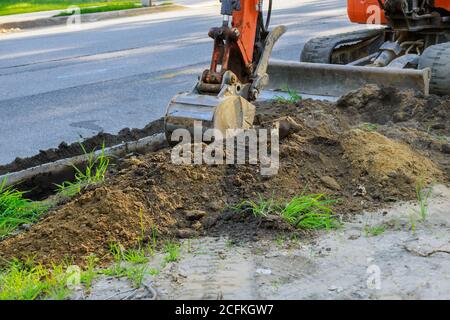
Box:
<box><xmin>165</xmin><ymin>0</ymin><xmax>450</xmax><ymax>139</ymax></box>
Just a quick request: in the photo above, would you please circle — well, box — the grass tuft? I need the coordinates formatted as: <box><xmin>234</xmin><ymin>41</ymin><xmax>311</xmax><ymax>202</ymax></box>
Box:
<box><xmin>80</xmin><ymin>254</ymin><xmax>99</xmax><ymax>291</ymax></box>
<box><xmin>360</xmin><ymin>122</ymin><xmax>379</xmax><ymax>132</ymax></box>
<box><xmin>232</xmin><ymin>193</ymin><xmax>338</xmax><ymax>230</ymax></box>
<box><xmin>55</xmin><ymin>143</ymin><xmax>109</xmax><ymax>197</ymax></box>
<box><xmin>280</xmin><ymin>194</ymin><xmax>338</xmax><ymax>230</ymax></box>
<box><xmin>0</xmin><ymin>259</ymin><xmax>71</xmax><ymax>300</ymax></box>
<box><xmin>102</xmin><ymin>242</ymin><xmax>156</xmax><ymax>288</ymax></box>
<box><xmin>364</xmin><ymin>225</ymin><xmax>386</xmax><ymax>237</ymax></box>
<box><xmin>163</xmin><ymin>242</ymin><xmax>180</xmax><ymax>263</ymax></box>
<box><xmin>231</xmin><ymin>194</ymin><xmax>278</xmax><ymax>218</ymax></box>
<box><xmin>416</xmin><ymin>180</ymin><xmax>432</xmax><ymax>222</ymax></box>
<box><xmin>123</xmin><ymin>248</ymin><xmax>148</xmax><ymax>264</ymax></box>
<box><xmin>0</xmin><ymin>179</ymin><xmax>49</xmax><ymax>239</ymax></box>
<box><xmin>274</xmin><ymin>86</ymin><xmax>302</xmax><ymax>104</ymax></box>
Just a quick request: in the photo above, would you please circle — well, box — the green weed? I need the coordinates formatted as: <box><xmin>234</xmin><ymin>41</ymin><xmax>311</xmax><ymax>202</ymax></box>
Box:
<box><xmin>231</xmin><ymin>194</ymin><xmax>278</xmax><ymax>218</ymax></box>
<box><xmin>0</xmin><ymin>179</ymin><xmax>49</xmax><ymax>239</ymax></box>
<box><xmin>123</xmin><ymin>248</ymin><xmax>148</xmax><ymax>264</ymax></box>
<box><xmin>280</xmin><ymin>194</ymin><xmax>338</xmax><ymax>230</ymax></box>
<box><xmin>125</xmin><ymin>265</ymin><xmax>147</xmax><ymax>288</ymax></box>
<box><xmin>0</xmin><ymin>259</ymin><xmax>71</xmax><ymax>300</ymax></box>
<box><xmin>360</xmin><ymin>123</ymin><xmax>379</xmax><ymax>132</ymax></box>
<box><xmin>274</xmin><ymin>87</ymin><xmax>302</xmax><ymax>104</ymax></box>
<box><xmin>163</xmin><ymin>242</ymin><xmax>181</xmax><ymax>263</ymax></box>
<box><xmin>102</xmin><ymin>242</ymin><xmax>156</xmax><ymax>288</ymax></box>
<box><xmin>56</xmin><ymin>143</ymin><xmax>110</xmax><ymax>197</ymax></box>
<box><xmin>416</xmin><ymin>180</ymin><xmax>432</xmax><ymax>222</ymax></box>
<box><xmin>232</xmin><ymin>193</ymin><xmax>338</xmax><ymax>230</ymax></box>
<box><xmin>80</xmin><ymin>254</ymin><xmax>99</xmax><ymax>291</ymax></box>
<box><xmin>0</xmin><ymin>1</ymin><xmax>141</xmax><ymax>16</ymax></box>
<box><xmin>364</xmin><ymin>225</ymin><xmax>386</xmax><ymax>237</ymax></box>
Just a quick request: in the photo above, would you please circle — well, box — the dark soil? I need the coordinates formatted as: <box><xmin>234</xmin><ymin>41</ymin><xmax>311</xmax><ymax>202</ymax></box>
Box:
<box><xmin>0</xmin><ymin>118</ymin><xmax>164</xmax><ymax>175</ymax></box>
<box><xmin>0</xmin><ymin>85</ymin><xmax>449</xmax><ymax>266</ymax></box>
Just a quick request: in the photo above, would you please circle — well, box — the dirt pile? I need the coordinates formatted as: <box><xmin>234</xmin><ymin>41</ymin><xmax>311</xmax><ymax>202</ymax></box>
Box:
<box><xmin>337</xmin><ymin>84</ymin><xmax>450</xmax><ymax>136</ymax></box>
<box><xmin>342</xmin><ymin>129</ymin><xmax>443</xmax><ymax>188</ymax></box>
<box><xmin>0</xmin><ymin>187</ymin><xmax>157</xmax><ymax>264</ymax></box>
<box><xmin>0</xmin><ymin>85</ymin><xmax>449</xmax><ymax>265</ymax></box>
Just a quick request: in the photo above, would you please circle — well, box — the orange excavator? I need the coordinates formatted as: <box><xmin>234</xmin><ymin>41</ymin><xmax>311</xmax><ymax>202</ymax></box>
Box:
<box><xmin>165</xmin><ymin>0</ymin><xmax>450</xmax><ymax>139</ymax></box>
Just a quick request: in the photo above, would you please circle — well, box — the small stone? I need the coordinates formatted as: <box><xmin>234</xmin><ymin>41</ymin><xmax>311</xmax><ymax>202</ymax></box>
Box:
<box><xmin>442</xmin><ymin>144</ymin><xmax>450</xmax><ymax>154</ymax></box>
<box><xmin>348</xmin><ymin>234</ymin><xmax>360</xmax><ymax>240</ymax></box>
<box><xmin>320</xmin><ymin>176</ymin><xmax>341</xmax><ymax>191</ymax></box>
<box><xmin>353</xmin><ymin>185</ymin><xmax>367</xmax><ymax>197</ymax></box>
<box><xmin>387</xmin><ymin>171</ymin><xmax>397</xmax><ymax>178</ymax></box>
<box><xmin>256</xmin><ymin>268</ymin><xmax>272</xmax><ymax>275</ymax></box>
<box><xmin>328</xmin><ymin>285</ymin><xmax>338</xmax><ymax>291</ymax></box>
<box><xmin>328</xmin><ymin>285</ymin><xmax>343</xmax><ymax>293</ymax></box>
<box><xmin>21</xmin><ymin>224</ymin><xmax>32</xmax><ymax>231</ymax></box>
<box><xmin>192</xmin><ymin>221</ymin><xmax>202</xmax><ymax>230</ymax></box>
<box><xmin>184</xmin><ymin>209</ymin><xmax>207</xmax><ymax>221</ymax></box>
<box><xmin>208</xmin><ymin>201</ymin><xmax>223</xmax><ymax>211</ymax></box>
<box><xmin>176</xmin><ymin>229</ymin><xmax>197</xmax><ymax>239</ymax></box>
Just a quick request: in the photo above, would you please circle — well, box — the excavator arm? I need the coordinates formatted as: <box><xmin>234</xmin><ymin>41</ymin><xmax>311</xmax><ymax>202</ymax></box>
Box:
<box><xmin>164</xmin><ymin>0</ymin><xmax>285</xmax><ymax>142</ymax></box>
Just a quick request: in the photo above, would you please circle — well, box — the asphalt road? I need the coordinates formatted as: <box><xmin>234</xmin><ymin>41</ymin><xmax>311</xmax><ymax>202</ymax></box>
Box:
<box><xmin>0</xmin><ymin>0</ymin><xmax>359</xmax><ymax>165</ymax></box>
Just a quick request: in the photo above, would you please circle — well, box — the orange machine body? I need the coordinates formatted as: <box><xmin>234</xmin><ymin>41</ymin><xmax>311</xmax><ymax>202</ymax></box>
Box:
<box><xmin>207</xmin><ymin>0</ymin><xmax>261</xmax><ymax>85</ymax></box>
<box><xmin>232</xmin><ymin>0</ymin><xmax>260</xmax><ymax>68</ymax></box>
<box><xmin>348</xmin><ymin>0</ymin><xmax>450</xmax><ymax>25</ymax></box>
<box><xmin>347</xmin><ymin>0</ymin><xmax>387</xmax><ymax>24</ymax></box>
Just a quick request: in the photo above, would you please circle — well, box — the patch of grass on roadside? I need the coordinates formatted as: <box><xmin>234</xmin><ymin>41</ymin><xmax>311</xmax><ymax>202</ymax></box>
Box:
<box><xmin>56</xmin><ymin>2</ymin><xmax>141</xmax><ymax>16</ymax></box>
<box><xmin>232</xmin><ymin>193</ymin><xmax>339</xmax><ymax>230</ymax></box>
<box><xmin>0</xmin><ymin>258</ymin><xmax>71</xmax><ymax>300</ymax></box>
<box><xmin>123</xmin><ymin>248</ymin><xmax>148</xmax><ymax>264</ymax></box>
<box><xmin>231</xmin><ymin>194</ymin><xmax>278</xmax><ymax>218</ymax></box>
<box><xmin>0</xmin><ymin>179</ymin><xmax>49</xmax><ymax>239</ymax></box>
<box><xmin>273</xmin><ymin>86</ymin><xmax>302</xmax><ymax>104</ymax></box>
<box><xmin>101</xmin><ymin>242</ymin><xmax>157</xmax><ymax>288</ymax></box>
<box><xmin>280</xmin><ymin>194</ymin><xmax>338</xmax><ymax>230</ymax></box>
<box><xmin>55</xmin><ymin>143</ymin><xmax>109</xmax><ymax>197</ymax></box>
<box><xmin>416</xmin><ymin>179</ymin><xmax>432</xmax><ymax>222</ymax></box>
<box><xmin>364</xmin><ymin>225</ymin><xmax>386</xmax><ymax>237</ymax></box>
<box><xmin>0</xmin><ymin>1</ymin><xmax>141</xmax><ymax>16</ymax></box>
<box><xmin>163</xmin><ymin>241</ymin><xmax>180</xmax><ymax>263</ymax></box>
<box><xmin>80</xmin><ymin>254</ymin><xmax>99</xmax><ymax>291</ymax></box>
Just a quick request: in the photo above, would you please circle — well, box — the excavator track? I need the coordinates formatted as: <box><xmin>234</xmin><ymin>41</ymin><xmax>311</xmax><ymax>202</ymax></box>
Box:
<box><xmin>300</xmin><ymin>28</ymin><xmax>386</xmax><ymax>64</ymax></box>
<box><xmin>419</xmin><ymin>42</ymin><xmax>450</xmax><ymax>95</ymax></box>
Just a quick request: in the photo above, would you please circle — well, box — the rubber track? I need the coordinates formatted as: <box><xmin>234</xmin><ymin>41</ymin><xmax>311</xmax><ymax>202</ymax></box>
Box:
<box><xmin>419</xmin><ymin>42</ymin><xmax>450</xmax><ymax>95</ymax></box>
<box><xmin>300</xmin><ymin>29</ymin><xmax>385</xmax><ymax>63</ymax></box>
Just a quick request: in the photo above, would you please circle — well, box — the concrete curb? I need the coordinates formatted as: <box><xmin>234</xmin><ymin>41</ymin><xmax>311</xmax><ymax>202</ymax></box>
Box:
<box><xmin>0</xmin><ymin>133</ymin><xmax>167</xmax><ymax>192</ymax></box>
<box><xmin>0</xmin><ymin>5</ymin><xmax>186</xmax><ymax>31</ymax></box>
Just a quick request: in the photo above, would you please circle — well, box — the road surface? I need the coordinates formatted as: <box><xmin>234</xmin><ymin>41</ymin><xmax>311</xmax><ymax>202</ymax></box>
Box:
<box><xmin>0</xmin><ymin>0</ymin><xmax>360</xmax><ymax>165</ymax></box>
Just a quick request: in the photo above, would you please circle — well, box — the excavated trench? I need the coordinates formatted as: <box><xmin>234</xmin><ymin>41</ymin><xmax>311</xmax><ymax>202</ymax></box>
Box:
<box><xmin>0</xmin><ymin>85</ymin><xmax>449</xmax><ymax>267</ymax></box>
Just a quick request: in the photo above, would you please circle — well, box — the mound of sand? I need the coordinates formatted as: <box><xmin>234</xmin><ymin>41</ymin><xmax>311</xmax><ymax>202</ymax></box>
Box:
<box><xmin>342</xmin><ymin>129</ymin><xmax>443</xmax><ymax>186</ymax></box>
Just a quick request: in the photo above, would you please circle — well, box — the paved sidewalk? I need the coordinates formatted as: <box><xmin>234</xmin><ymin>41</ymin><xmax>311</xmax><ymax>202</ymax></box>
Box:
<box><xmin>0</xmin><ymin>0</ymin><xmax>192</xmax><ymax>29</ymax></box>
<box><xmin>0</xmin><ymin>10</ymin><xmax>63</xmax><ymax>24</ymax></box>
<box><xmin>0</xmin><ymin>3</ymin><xmax>186</xmax><ymax>30</ymax></box>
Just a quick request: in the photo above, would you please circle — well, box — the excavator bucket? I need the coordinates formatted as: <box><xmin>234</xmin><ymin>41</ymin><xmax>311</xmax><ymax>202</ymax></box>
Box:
<box><xmin>164</xmin><ymin>93</ymin><xmax>256</xmax><ymax>143</ymax></box>
<box><xmin>267</xmin><ymin>59</ymin><xmax>432</xmax><ymax>100</ymax></box>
